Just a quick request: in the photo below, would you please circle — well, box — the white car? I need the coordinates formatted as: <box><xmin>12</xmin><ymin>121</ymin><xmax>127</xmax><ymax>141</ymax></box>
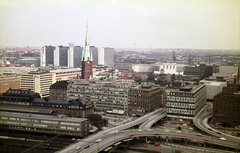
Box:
<box><xmin>164</xmin><ymin>129</ymin><xmax>170</xmax><ymax>132</ymax></box>
<box><xmin>76</xmin><ymin>146</ymin><xmax>81</xmax><ymax>150</ymax></box>
<box><xmin>219</xmin><ymin>137</ymin><xmax>226</xmax><ymax>141</ymax></box>
<box><xmin>96</xmin><ymin>139</ymin><xmax>102</xmax><ymax>142</ymax></box>
<box><xmin>182</xmin><ymin>124</ymin><xmax>187</xmax><ymax>126</ymax></box>
<box><xmin>138</xmin><ymin>129</ymin><xmax>143</xmax><ymax>132</ymax></box>
<box><xmin>189</xmin><ymin>127</ymin><xmax>194</xmax><ymax>130</ymax></box>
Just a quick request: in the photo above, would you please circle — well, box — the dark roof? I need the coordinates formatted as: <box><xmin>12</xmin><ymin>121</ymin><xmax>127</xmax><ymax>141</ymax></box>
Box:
<box><xmin>33</xmin><ymin>97</ymin><xmax>91</xmax><ymax>107</ymax></box>
<box><xmin>50</xmin><ymin>81</ymin><xmax>70</xmax><ymax>89</ymax></box>
<box><xmin>0</xmin><ymin>106</ymin><xmax>53</xmax><ymax>114</ymax></box>
<box><xmin>1</xmin><ymin>89</ymin><xmax>40</xmax><ymax>98</ymax></box>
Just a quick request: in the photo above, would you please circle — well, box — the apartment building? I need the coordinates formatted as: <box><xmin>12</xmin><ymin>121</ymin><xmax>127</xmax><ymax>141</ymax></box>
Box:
<box><xmin>67</xmin><ymin>79</ymin><xmax>131</xmax><ymax>115</ymax></box>
<box><xmin>128</xmin><ymin>85</ymin><xmax>163</xmax><ymax>117</ymax></box>
<box><xmin>166</xmin><ymin>84</ymin><xmax>206</xmax><ymax>121</ymax></box>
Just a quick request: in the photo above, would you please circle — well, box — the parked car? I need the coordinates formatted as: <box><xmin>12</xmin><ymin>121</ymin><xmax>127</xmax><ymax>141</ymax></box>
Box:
<box><xmin>176</xmin><ymin>130</ymin><xmax>182</xmax><ymax>134</ymax></box>
<box><xmin>154</xmin><ymin>142</ymin><xmax>160</xmax><ymax>146</ymax></box>
<box><xmin>196</xmin><ymin>133</ymin><xmax>202</xmax><ymax>136</ymax></box>
<box><xmin>204</xmin><ymin>138</ymin><xmax>209</xmax><ymax>141</ymax></box>
<box><xmin>84</xmin><ymin>145</ymin><xmax>90</xmax><ymax>149</ymax></box>
<box><xmin>207</xmin><ymin>128</ymin><xmax>212</xmax><ymax>131</ymax></box>
<box><xmin>76</xmin><ymin>146</ymin><xmax>81</xmax><ymax>150</ymax></box>
<box><xmin>96</xmin><ymin>139</ymin><xmax>102</xmax><ymax>142</ymax></box>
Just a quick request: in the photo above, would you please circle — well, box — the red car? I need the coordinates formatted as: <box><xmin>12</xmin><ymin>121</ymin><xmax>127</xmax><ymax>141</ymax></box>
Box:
<box><xmin>154</xmin><ymin>142</ymin><xmax>160</xmax><ymax>146</ymax></box>
<box><xmin>204</xmin><ymin>138</ymin><xmax>209</xmax><ymax>141</ymax></box>
<box><xmin>129</xmin><ymin>134</ymin><xmax>134</xmax><ymax>136</ymax></box>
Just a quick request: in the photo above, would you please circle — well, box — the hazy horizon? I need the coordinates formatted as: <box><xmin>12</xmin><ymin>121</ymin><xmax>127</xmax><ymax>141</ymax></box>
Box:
<box><xmin>0</xmin><ymin>0</ymin><xmax>239</xmax><ymax>50</ymax></box>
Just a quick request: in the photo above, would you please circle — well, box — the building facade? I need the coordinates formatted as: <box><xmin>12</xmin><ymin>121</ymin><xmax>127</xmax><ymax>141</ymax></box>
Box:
<box><xmin>0</xmin><ymin>89</ymin><xmax>94</xmax><ymax>118</ymax></box>
<box><xmin>166</xmin><ymin>84</ymin><xmax>207</xmax><ymax>121</ymax></box>
<box><xmin>50</xmin><ymin>80</ymin><xmax>70</xmax><ymax>100</ymax></box>
<box><xmin>0</xmin><ymin>111</ymin><xmax>89</xmax><ymax>137</ymax></box>
<box><xmin>98</xmin><ymin>47</ymin><xmax>114</xmax><ymax>68</ymax></box>
<box><xmin>20</xmin><ymin>70</ymin><xmax>56</xmax><ymax>97</ymax></box>
<box><xmin>213</xmin><ymin>84</ymin><xmax>240</xmax><ymax>127</ymax></box>
<box><xmin>128</xmin><ymin>85</ymin><xmax>163</xmax><ymax>117</ymax></box>
<box><xmin>67</xmin><ymin>79</ymin><xmax>131</xmax><ymax>115</ymax></box>
<box><xmin>184</xmin><ymin>64</ymin><xmax>213</xmax><ymax>79</ymax></box>
<box><xmin>0</xmin><ymin>75</ymin><xmax>20</xmax><ymax>95</ymax></box>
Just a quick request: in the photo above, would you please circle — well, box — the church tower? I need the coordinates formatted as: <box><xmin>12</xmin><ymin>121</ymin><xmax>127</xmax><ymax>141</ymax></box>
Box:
<box><xmin>81</xmin><ymin>23</ymin><xmax>93</xmax><ymax>79</ymax></box>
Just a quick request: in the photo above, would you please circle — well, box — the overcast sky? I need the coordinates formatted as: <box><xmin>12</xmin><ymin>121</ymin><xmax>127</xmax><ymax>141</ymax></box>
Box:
<box><xmin>0</xmin><ymin>0</ymin><xmax>239</xmax><ymax>50</ymax></box>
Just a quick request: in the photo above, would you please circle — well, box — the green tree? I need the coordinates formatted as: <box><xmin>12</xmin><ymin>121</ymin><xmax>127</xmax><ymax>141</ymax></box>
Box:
<box><xmin>134</xmin><ymin>77</ymin><xmax>142</xmax><ymax>84</ymax></box>
<box><xmin>177</xmin><ymin>126</ymin><xmax>182</xmax><ymax>130</ymax></box>
<box><xmin>147</xmin><ymin>75</ymin><xmax>154</xmax><ymax>82</ymax></box>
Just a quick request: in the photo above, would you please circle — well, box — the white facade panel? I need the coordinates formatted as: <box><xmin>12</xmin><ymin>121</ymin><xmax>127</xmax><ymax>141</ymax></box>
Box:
<box><xmin>98</xmin><ymin>48</ymin><xmax>104</xmax><ymax>65</ymax></box>
<box><xmin>68</xmin><ymin>47</ymin><xmax>74</xmax><ymax>67</ymax></box>
<box><xmin>54</xmin><ymin>46</ymin><xmax>59</xmax><ymax>66</ymax></box>
<box><xmin>40</xmin><ymin>47</ymin><xmax>46</xmax><ymax>67</ymax></box>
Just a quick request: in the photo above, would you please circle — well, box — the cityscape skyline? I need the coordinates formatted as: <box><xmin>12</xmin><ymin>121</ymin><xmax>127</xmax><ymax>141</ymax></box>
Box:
<box><xmin>0</xmin><ymin>0</ymin><xmax>239</xmax><ymax>50</ymax></box>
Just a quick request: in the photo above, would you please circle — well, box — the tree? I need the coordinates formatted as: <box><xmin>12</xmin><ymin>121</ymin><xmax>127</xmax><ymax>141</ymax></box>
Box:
<box><xmin>147</xmin><ymin>75</ymin><xmax>154</xmax><ymax>82</ymax></box>
<box><xmin>177</xmin><ymin>126</ymin><xmax>182</xmax><ymax>130</ymax></box>
<box><xmin>134</xmin><ymin>77</ymin><xmax>142</xmax><ymax>84</ymax></box>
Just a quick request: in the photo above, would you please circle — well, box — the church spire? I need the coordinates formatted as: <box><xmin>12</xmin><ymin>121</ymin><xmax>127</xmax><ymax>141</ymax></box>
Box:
<box><xmin>82</xmin><ymin>20</ymin><xmax>92</xmax><ymax>62</ymax></box>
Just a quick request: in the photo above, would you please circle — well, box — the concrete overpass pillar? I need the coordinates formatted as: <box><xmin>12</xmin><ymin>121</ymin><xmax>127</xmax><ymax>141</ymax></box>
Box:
<box><xmin>166</xmin><ymin>136</ymin><xmax>168</xmax><ymax>143</ymax></box>
<box><xmin>145</xmin><ymin>137</ymin><xmax>148</xmax><ymax>143</ymax></box>
<box><xmin>184</xmin><ymin>139</ymin><xmax>187</xmax><ymax>145</ymax></box>
<box><xmin>204</xmin><ymin>142</ymin><xmax>206</xmax><ymax>148</ymax></box>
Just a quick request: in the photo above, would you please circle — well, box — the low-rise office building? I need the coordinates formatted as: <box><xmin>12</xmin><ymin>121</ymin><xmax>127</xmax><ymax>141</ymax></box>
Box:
<box><xmin>128</xmin><ymin>85</ymin><xmax>164</xmax><ymax>117</ymax></box>
<box><xmin>166</xmin><ymin>84</ymin><xmax>206</xmax><ymax>122</ymax></box>
<box><xmin>0</xmin><ymin>75</ymin><xmax>20</xmax><ymax>95</ymax></box>
<box><xmin>0</xmin><ymin>111</ymin><xmax>89</xmax><ymax>137</ymax></box>
<box><xmin>184</xmin><ymin>64</ymin><xmax>213</xmax><ymax>79</ymax></box>
<box><xmin>50</xmin><ymin>80</ymin><xmax>70</xmax><ymax>100</ymax></box>
<box><xmin>67</xmin><ymin>79</ymin><xmax>131</xmax><ymax>115</ymax></box>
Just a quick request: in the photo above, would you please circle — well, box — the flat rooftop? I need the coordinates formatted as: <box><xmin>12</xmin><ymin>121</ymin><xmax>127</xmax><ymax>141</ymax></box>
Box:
<box><xmin>0</xmin><ymin>111</ymin><xmax>88</xmax><ymax>122</ymax></box>
<box><xmin>0</xmin><ymin>106</ymin><xmax>53</xmax><ymax>114</ymax></box>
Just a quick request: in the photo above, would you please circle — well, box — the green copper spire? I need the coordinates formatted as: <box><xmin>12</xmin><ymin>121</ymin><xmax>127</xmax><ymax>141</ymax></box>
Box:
<box><xmin>82</xmin><ymin>21</ymin><xmax>92</xmax><ymax>62</ymax></box>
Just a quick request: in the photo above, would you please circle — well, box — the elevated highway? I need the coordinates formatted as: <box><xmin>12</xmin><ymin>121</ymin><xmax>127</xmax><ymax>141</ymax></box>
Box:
<box><xmin>193</xmin><ymin>104</ymin><xmax>240</xmax><ymax>144</ymax></box>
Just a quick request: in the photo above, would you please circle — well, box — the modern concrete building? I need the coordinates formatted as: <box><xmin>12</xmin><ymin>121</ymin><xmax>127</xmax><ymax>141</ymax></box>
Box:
<box><xmin>199</xmin><ymin>79</ymin><xmax>227</xmax><ymax>101</ymax></box>
<box><xmin>183</xmin><ymin>64</ymin><xmax>213</xmax><ymax>79</ymax></box>
<box><xmin>98</xmin><ymin>47</ymin><xmax>114</xmax><ymax>68</ymax></box>
<box><xmin>166</xmin><ymin>84</ymin><xmax>206</xmax><ymax>121</ymax></box>
<box><xmin>20</xmin><ymin>70</ymin><xmax>56</xmax><ymax>97</ymax></box>
<box><xmin>67</xmin><ymin>79</ymin><xmax>131</xmax><ymax>115</ymax></box>
<box><xmin>90</xmin><ymin>46</ymin><xmax>98</xmax><ymax>66</ymax></box>
<box><xmin>41</xmin><ymin>45</ymin><xmax>83</xmax><ymax>68</ymax></box>
<box><xmin>132</xmin><ymin>64</ymin><xmax>159</xmax><ymax>73</ymax></box>
<box><xmin>154</xmin><ymin>63</ymin><xmax>186</xmax><ymax>75</ymax></box>
<box><xmin>0</xmin><ymin>75</ymin><xmax>20</xmax><ymax>95</ymax></box>
<box><xmin>128</xmin><ymin>85</ymin><xmax>164</xmax><ymax>117</ymax></box>
<box><xmin>213</xmin><ymin>84</ymin><xmax>240</xmax><ymax>127</ymax></box>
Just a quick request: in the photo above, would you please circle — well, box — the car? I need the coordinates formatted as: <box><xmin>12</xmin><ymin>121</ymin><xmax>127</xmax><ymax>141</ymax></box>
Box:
<box><xmin>154</xmin><ymin>142</ymin><xmax>160</xmax><ymax>146</ymax></box>
<box><xmin>129</xmin><ymin>133</ymin><xmax>134</xmax><ymax>136</ymax></box>
<box><xmin>189</xmin><ymin>127</ymin><xmax>194</xmax><ymax>130</ymax></box>
<box><xmin>138</xmin><ymin>129</ymin><xmax>143</xmax><ymax>132</ymax></box>
<box><xmin>204</xmin><ymin>138</ymin><xmax>209</xmax><ymax>141</ymax></box>
<box><xmin>147</xmin><ymin>129</ymin><xmax>153</xmax><ymax>132</ymax></box>
<box><xmin>216</xmin><ymin>132</ymin><xmax>221</xmax><ymax>134</ymax></box>
<box><xmin>167</xmin><ymin>123</ymin><xmax>170</xmax><ymax>124</ymax></box>
<box><xmin>147</xmin><ymin>141</ymin><xmax>151</xmax><ymax>144</ymax></box>
<box><xmin>84</xmin><ymin>145</ymin><xmax>90</xmax><ymax>149</ymax></box>
<box><xmin>164</xmin><ymin>129</ymin><xmax>170</xmax><ymax>132</ymax></box>
<box><xmin>219</xmin><ymin>137</ymin><xmax>226</xmax><ymax>141</ymax></box>
<box><xmin>154</xmin><ymin>133</ymin><xmax>160</xmax><ymax>135</ymax></box>
<box><xmin>76</xmin><ymin>146</ymin><xmax>81</xmax><ymax>150</ymax></box>
<box><xmin>207</xmin><ymin>128</ymin><xmax>212</xmax><ymax>131</ymax></box>
<box><xmin>182</xmin><ymin>124</ymin><xmax>187</xmax><ymax>126</ymax></box>
<box><xmin>96</xmin><ymin>139</ymin><xmax>102</xmax><ymax>142</ymax></box>
<box><xmin>176</xmin><ymin>130</ymin><xmax>182</xmax><ymax>134</ymax></box>
<box><xmin>196</xmin><ymin>133</ymin><xmax>202</xmax><ymax>136</ymax></box>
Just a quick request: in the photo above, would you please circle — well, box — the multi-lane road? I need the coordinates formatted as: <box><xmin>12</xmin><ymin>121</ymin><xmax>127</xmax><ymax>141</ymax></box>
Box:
<box><xmin>57</xmin><ymin>106</ymin><xmax>240</xmax><ymax>153</ymax></box>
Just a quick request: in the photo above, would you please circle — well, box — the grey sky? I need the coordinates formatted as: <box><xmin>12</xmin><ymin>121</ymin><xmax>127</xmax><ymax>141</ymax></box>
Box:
<box><xmin>0</xmin><ymin>0</ymin><xmax>239</xmax><ymax>49</ymax></box>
